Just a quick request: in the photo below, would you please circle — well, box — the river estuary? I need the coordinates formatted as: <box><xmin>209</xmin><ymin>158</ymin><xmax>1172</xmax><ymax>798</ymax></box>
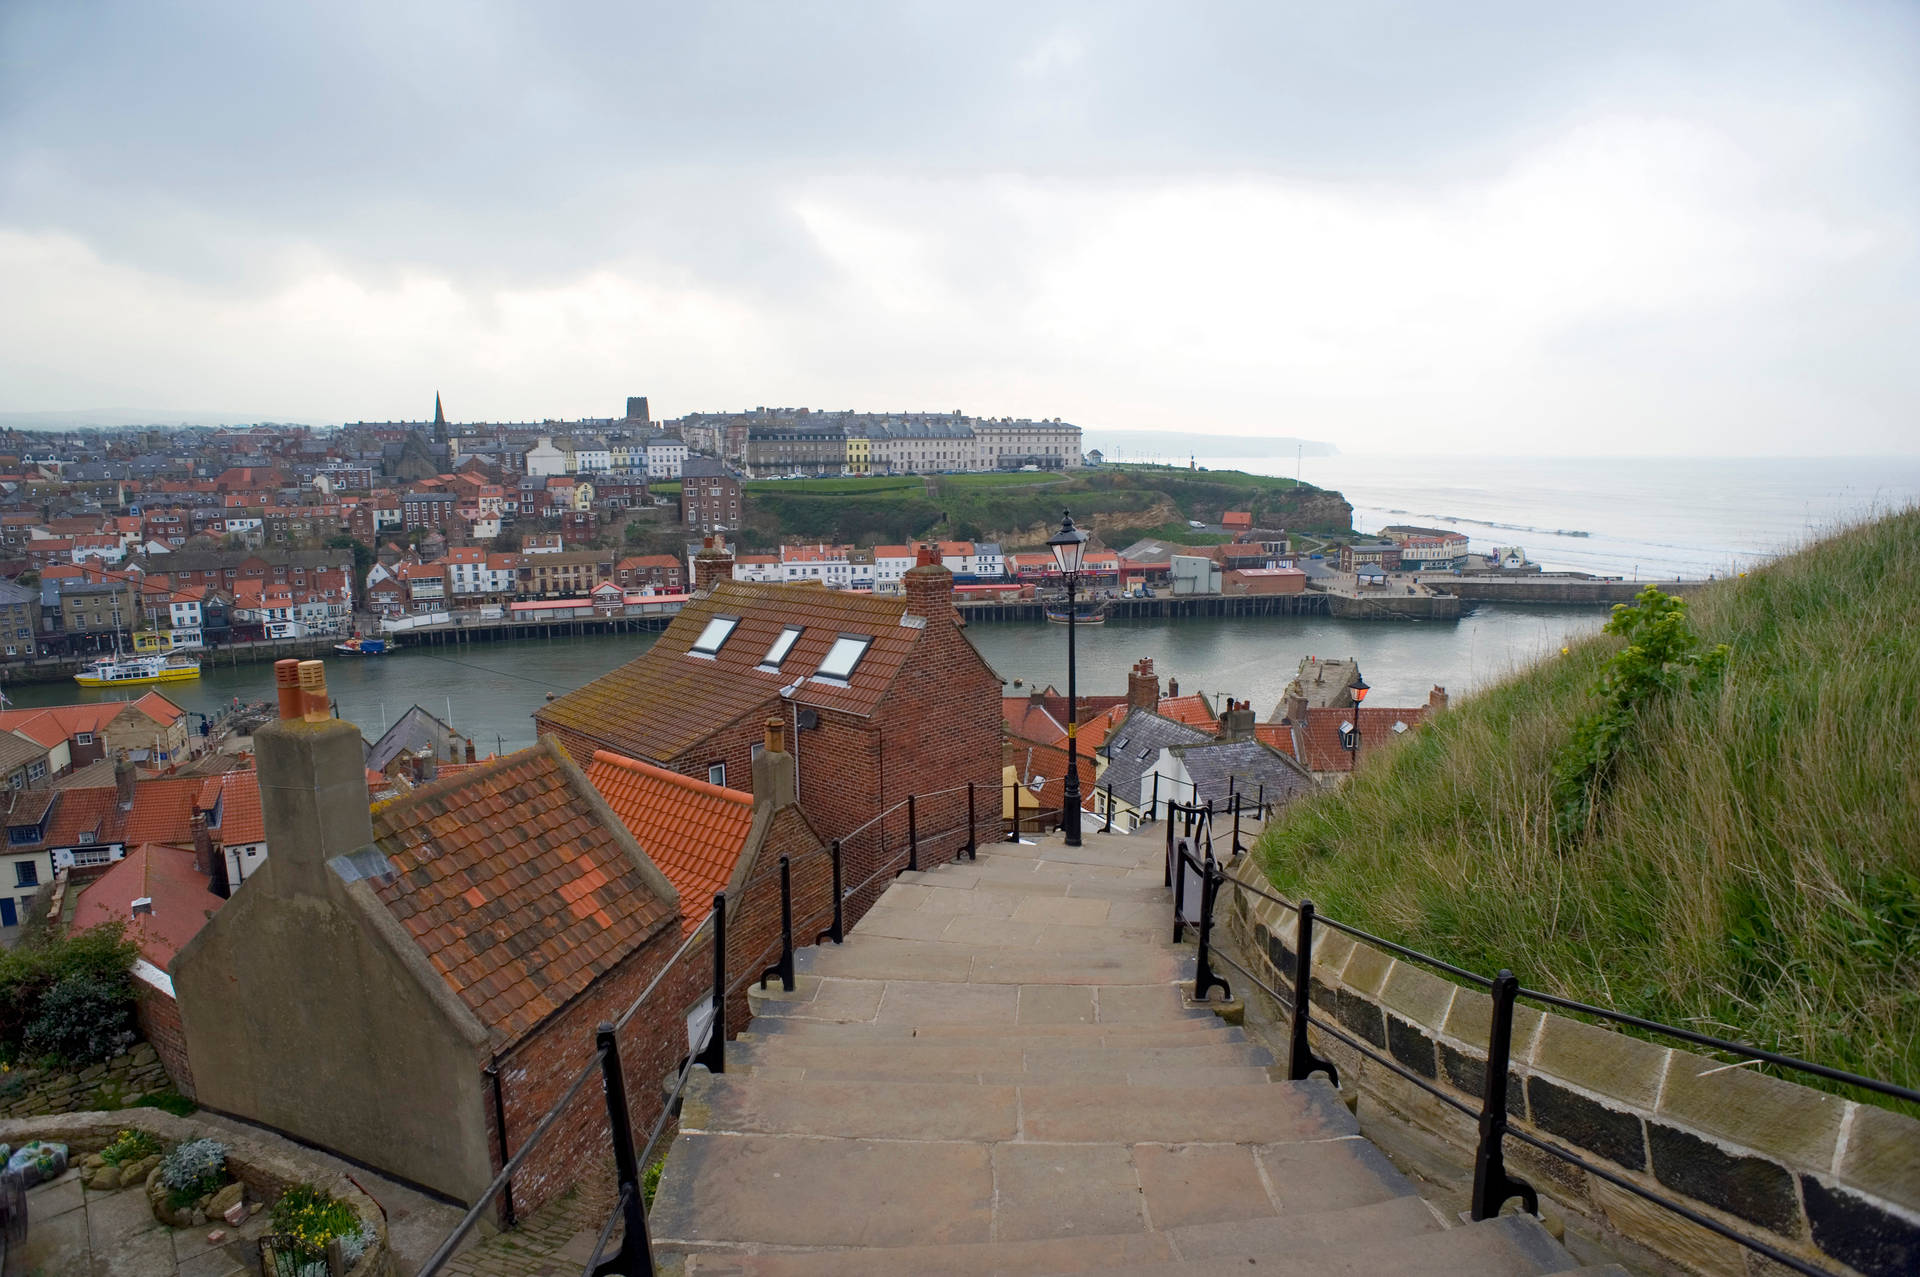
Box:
<box><xmin>1</xmin><ymin>605</ymin><xmax>1602</xmax><ymax>753</ymax></box>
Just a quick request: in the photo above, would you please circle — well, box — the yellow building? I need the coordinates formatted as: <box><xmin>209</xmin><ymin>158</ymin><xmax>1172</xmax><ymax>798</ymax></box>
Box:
<box><xmin>846</xmin><ymin>435</ymin><xmax>871</xmax><ymax>476</ymax></box>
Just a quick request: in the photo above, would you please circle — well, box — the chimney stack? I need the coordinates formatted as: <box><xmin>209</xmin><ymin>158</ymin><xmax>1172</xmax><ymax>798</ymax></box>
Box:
<box><xmin>693</xmin><ymin>535</ymin><xmax>734</xmax><ymax>594</ymax></box>
<box><xmin>751</xmin><ymin>715</ymin><xmax>797</xmax><ymax>809</ymax></box>
<box><xmin>191</xmin><ymin>810</ymin><xmax>215</xmax><ymax>878</ymax></box>
<box><xmin>255</xmin><ymin>658</ymin><xmax>375</xmax><ymax>899</ymax></box>
<box><xmin>1221</xmin><ymin>700</ymin><xmax>1256</xmax><ymax>740</ymax></box>
<box><xmin>1167</xmin><ymin>677</ymin><xmax>1180</xmax><ymax>698</ymax></box>
<box><xmin>115</xmin><ymin>752</ymin><xmax>136</xmax><ymax>810</ymax></box>
<box><xmin>1127</xmin><ymin>658</ymin><xmax>1160</xmax><ymax>712</ymax></box>
<box><xmin>1286</xmin><ymin>691</ymin><xmax>1309</xmax><ymax>724</ymax></box>
<box><xmin>903</xmin><ymin>543</ymin><xmax>956</xmax><ymax>624</ymax></box>
<box><xmin>1429</xmin><ymin>685</ymin><xmax>1449</xmax><ymax>713</ymax></box>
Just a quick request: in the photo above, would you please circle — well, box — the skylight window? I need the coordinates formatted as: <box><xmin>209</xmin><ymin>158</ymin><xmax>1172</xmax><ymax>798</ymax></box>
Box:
<box><xmin>691</xmin><ymin>616</ymin><xmax>739</xmax><ymax>655</ymax></box>
<box><xmin>815</xmin><ymin>634</ymin><xmax>873</xmax><ymax>681</ymax></box>
<box><xmin>759</xmin><ymin>625</ymin><xmax>803</xmax><ymax>670</ymax></box>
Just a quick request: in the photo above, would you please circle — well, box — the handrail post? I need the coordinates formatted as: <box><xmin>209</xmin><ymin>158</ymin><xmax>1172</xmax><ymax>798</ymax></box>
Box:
<box><xmin>1007</xmin><ymin>780</ymin><xmax>1018</xmax><ymax>843</ymax></box>
<box><xmin>593</xmin><ymin>1022</ymin><xmax>656</xmax><ymax>1277</ymax></box>
<box><xmin>1172</xmin><ymin>838</ymin><xmax>1189</xmax><ymax>944</ymax></box>
<box><xmin>817</xmin><ymin>841</ymin><xmax>844</xmax><ymax>944</ymax></box>
<box><xmin>907</xmin><ymin>794</ymin><xmax>919</xmax><ymax>872</ymax></box>
<box><xmin>1164</xmin><ymin>803</ymin><xmax>1176</xmax><ymax>886</ymax></box>
<box><xmin>965</xmin><ymin>782</ymin><xmax>977</xmax><ymax>860</ymax></box>
<box><xmin>1470</xmin><ymin>970</ymin><xmax>1539</xmax><ymax>1221</ymax></box>
<box><xmin>1287</xmin><ymin>900</ymin><xmax>1338</xmax><ymax>1085</ymax></box>
<box><xmin>1151</xmin><ymin>772</ymin><xmax>1160</xmax><ymax>821</ymax></box>
<box><xmin>1193</xmin><ymin>851</ymin><xmax>1230</xmax><ymax>1003</ymax></box>
<box><xmin>759</xmin><ymin>855</ymin><xmax>795</xmax><ymax>992</ymax></box>
<box><xmin>695</xmin><ymin>893</ymin><xmax>726</xmax><ymax>1075</ymax></box>
<box><xmin>1103</xmin><ymin>784</ymin><xmax>1114</xmax><ymax>834</ymax></box>
<box><xmin>1231</xmin><ymin>793</ymin><xmax>1243</xmax><ymax>857</ymax></box>
<box><xmin>1257</xmin><ymin>782</ymin><xmax>1265</xmax><ymax>817</ymax></box>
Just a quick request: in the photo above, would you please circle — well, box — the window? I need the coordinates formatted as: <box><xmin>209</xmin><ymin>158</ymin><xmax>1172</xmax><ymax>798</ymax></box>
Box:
<box><xmin>690</xmin><ymin>616</ymin><xmax>738</xmax><ymax>655</ymax></box>
<box><xmin>815</xmin><ymin>634</ymin><xmax>873</xmax><ymax>681</ymax></box>
<box><xmin>71</xmin><ymin>846</ymin><xmax>111</xmax><ymax>868</ymax></box>
<box><xmin>707</xmin><ymin>762</ymin><xmax>726</xmax><ymax>786</ymax></box>
<box><xmin>14</xmin><ymin>861</ymin><xmax>37</xmax><ymax>888</ymax></box>
<box><xmin>759</xmin><ymin>626</ymin><xmax>803</xmax><ymax>670</ymax></box>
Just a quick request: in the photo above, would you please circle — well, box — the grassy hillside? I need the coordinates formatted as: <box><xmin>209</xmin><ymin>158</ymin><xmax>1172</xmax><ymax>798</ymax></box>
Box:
<box><xmin>741</xmin><ymin>463</ymin><xmax>1351</xmax><ymax>547</ymax></box>
<box><xmin>1258</xmin><ymin>508</ymin><xmax>1920</xmax><ymax>1095</ymax></box>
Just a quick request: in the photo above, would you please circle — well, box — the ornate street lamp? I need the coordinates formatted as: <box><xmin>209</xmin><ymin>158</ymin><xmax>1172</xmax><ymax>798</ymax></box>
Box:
<box><xmin>1048</xmin><ymin>511</ymin><xmax>1089</xmax><ymax>846</ymax></box>
<box><xmin>1342</xmin><ymin>671</ymin><xmax>1370</xmax><ymax>768</ymax></box>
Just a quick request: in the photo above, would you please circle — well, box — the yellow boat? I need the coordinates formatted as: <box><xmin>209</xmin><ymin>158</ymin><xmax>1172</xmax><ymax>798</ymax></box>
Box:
<box><xmin>73</xmin><ymin>653</ymin><xmax>202</xmax><ymax>687</ymax></box>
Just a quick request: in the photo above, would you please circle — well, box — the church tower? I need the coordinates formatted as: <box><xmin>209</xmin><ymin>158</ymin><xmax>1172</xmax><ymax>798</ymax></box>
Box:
<box><xmin>433</xmin><ymin>392</ymin><xmax>447</xmax><ymax>444</ymax></box>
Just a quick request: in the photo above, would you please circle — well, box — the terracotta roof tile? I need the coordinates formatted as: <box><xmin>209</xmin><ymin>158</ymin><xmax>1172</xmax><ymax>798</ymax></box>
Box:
<box><xmin>122</xmin><ymin>777</ymin><xmax>208</xmax><ymax>845</ymax></box>
<box><xmin>1290</xmin><ymin>705</ymin><xmax>1428</xmax><ymax>772</ymax></box>
<box><xmin>585</xmin><ymin>751</ymin><xmax>758</xmax><ymax>935</ymax></box>
<box><xmin>537</xmin><ymin>580</ymin><xmax>936</xmax><ymax>762</ymax></box>
<box><xmin>1002</xmin><ymin>697</ymin><xmax>1066</xmax><ymax>746</ymax></box>
<box><xmin>368</xmin><ymin>740</ymin><xmax>677</xmax><ymax>1050</ymax></box>
<box><xmin>208</xmin><ymin>770</ymin><xmax>264</xmax><ymax>844</ymax></box>
<box><xmin>1158</xmin><ymin>694</ymin><xmax>1220</xmax><ymax>733</ymax></box>
<box><xmin>72</xmin><ymin>843</ymin><xmax>223</xmax><ymax>970</ymax></box>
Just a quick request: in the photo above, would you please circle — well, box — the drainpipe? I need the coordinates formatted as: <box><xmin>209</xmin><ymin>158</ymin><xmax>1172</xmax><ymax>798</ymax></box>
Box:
<box><xmin>486</xmin><ymin>1060</ymin><xmax>515</xmax><ymax>1227</ymax></box>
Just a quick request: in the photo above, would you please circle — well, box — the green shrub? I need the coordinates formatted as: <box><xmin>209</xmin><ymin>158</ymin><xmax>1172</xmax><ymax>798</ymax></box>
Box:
<box><xmin>134</xmin><ymin>1090</ymin><xmax>198</xmax><ymax>1117</ymax></box>
<box><xmin>23</xmin><ymin>974</ymin><xmax>137</xmax><ymax>1066</ymax></box>
<box><xmin>159</xmin><ymin>1137</ymin><xmax>229</xmax><ymax>1208</ymax></box>
<box><xmin>101</xmin><ymin>1128</ymin><xmax>162</xmax><ymax>1166</ymax></box>
<box><xmin>0</xmin><ymin>922</ymin><xmax>139</xmax><ymax>1062</ymax></box>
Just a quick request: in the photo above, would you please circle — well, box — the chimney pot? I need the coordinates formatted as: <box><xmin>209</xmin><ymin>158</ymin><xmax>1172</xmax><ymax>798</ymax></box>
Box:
<box><xmin>1429</xmin><ymin>685</ymin><xmax>1449</xmax><ymax>712</ymax></box>
<box><xmin>297</xmin><ymin>660</ymin><xmax>329</xmax><ymax>722</ymax></box>
<box><xmin>275</xmin><ymin>659</ymin><xmax>302</xmax><ymax>719</ymax></box>
<box><xmin>764</xmin><ymin>715</ymin><xmax>786</xmax><ymax>756</ymax></box>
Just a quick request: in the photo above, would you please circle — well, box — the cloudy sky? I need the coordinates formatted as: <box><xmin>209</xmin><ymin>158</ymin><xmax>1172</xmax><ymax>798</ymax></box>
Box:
<box><xmin>2</xmin><ymin>2</ymin><xmax>1915</xmax><ymax>454</ymax></box>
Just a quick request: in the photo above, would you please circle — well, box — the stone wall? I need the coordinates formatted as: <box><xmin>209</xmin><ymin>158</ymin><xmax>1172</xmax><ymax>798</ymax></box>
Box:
<box><xmin>1221</xmin><ymin>856</ymin><xmax>1919</xmax><ymax>1277</ymax></box>
<box><xmin>0</xmin><ymin>1042</ymin><xmax>170</xmax><ymax>1119</ymax></box>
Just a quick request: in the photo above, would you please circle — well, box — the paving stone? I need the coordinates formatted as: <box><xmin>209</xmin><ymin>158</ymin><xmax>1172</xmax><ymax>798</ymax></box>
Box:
<box><xmin>11</xmin><ymin>1198</ymin><xmax>91</xmax><ymax>1277</ymax></box>
<box><xmin>990</xmin><ymin>1142</ymin><xmax>1146</xmax><ymax>1242</ymax></box>
<box><xmin>1254</xmin><ymin>1136</ymin><xmax>1422</xmax><ymax>1215</ymax></box>
<box><xmin>1165</xmin><ymin>1193</ymin><xmax>1441</xmax><ymax>1259</ymax></box>
<box><xmin>1093</xmin><ymin>983</ymin><xmax>1196</xmax><ymax>1023</ymax></box>
<box><xmin>1018</xmin><ymin>1080</ymin><xmax>1354</xmax><ymax>1144</ymax></box>
<box><xmin>1016</xmin><ymin>983</ymin><xmax>1096</xmax><ymax>1024</ymax></box>
<box><xmin>1133</xmin><ymin>1142</ymin><xmax>1274</xmax><ymax>1228</ymax></box>
<box><xmin>872</xmin><ymin>978</ymin><xmax>1020</xmax><ymax>1025</ymax></box>
<box><xmin>689</xmin><ymin>1077</ymin><xmax>1019</xmax><ymax>1141</ymax></box>
<box><xmin>681</xmin><ymin>1229</ymin><xmax>1174</xmax><ymax>1275</ymax></box>
<box><xmin>1010</xmin><ymin>895</ymin><xmax>1112</xmax><ymax>926</ymax></box>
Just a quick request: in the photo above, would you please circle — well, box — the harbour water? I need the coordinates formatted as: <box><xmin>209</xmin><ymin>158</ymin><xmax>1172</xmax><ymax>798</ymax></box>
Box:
<box><xmin>6</xmin><ymin>454</ymin><xmax>1912</xmax><ymax>754</ymax></box>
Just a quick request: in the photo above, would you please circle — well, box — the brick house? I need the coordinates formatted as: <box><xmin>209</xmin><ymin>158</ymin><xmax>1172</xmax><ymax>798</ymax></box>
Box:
<box><xmin>679</xmin><ymin>457</ymin><xmax>741</xmax><ymax>532</ymax></box>
<box><xmin>174</xmin><ymin>693</ymin><xmax>701</xmax><ymax>1213</ymax></box>
<box><xmin>536</xmin><ymin>544</ymin><xmax>1002</xmax><ymax>908</ymax></box>
<box><xmin>614</xmin><ymin>554</ymin><xmax>684</xmax><ymax>593</ymax></box>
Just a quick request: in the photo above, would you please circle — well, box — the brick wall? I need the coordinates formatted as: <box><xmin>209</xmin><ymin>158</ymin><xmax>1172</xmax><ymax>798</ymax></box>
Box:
<box><xmin>134</xmin><ymin>982</ymin><xmax>196</xmax><ymax>1100</ymax></box>
<box><xmin>1221</xmin><ymin>857</ymin><xmax>1920</xmax><ymax>1277</ymax></box>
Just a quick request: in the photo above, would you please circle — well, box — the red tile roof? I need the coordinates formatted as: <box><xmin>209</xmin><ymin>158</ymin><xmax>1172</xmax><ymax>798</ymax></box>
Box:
<box><xmin>0</xmin><ymin>703</ymin><xmax>121</xmax><ymax>745</ymax></box>
<box><xmin>1268</xmin><ymin>705</ymin><xmax>1429</xmax><ymax>772</ymax></box>
<box><xmin>368</xmin><ymin>739</ymin><xmax>678</xmax><ymax>1050</ymax></box>
<box><xmin>73</xmin><ymin>843</ymin><xmax>223</xmax><ymax>970</ymax></box>
<box><xmin>1158</xmin><ymin>694</ymin><xmax>1219</xmax><ymax>733</ymax></box>
<box><xmin>133</xmin><ymin>691</ymin><xmax>185</xmax><ymax>725</ymax></box>
<box><xmin>538</xmin><ymin>580</ymin><xmax>963</xmax><ymax>762</ymax></box>
<box><xmin>1010</xmin><ymin>740</ymin><xmax>1097</xmax><ymax>813</ymax></box>
<box><xmin>207</xmin><ymin>770</ymin><xmax>264</xmax><ymax>844</ymax></box>
<box><xmin>585</xmin><ymin>751</ymin><xmax>755</xmax><ymax>934</ymax></box>
<box><xmin>1003</xmin><ymin>697</ymin><xmax>1066</xmax><ymax>746</ymax></box>
<box><xmin>122</xmin><ymin>777</ymin><xmax>210</xmax><ymax>846</ymax></box>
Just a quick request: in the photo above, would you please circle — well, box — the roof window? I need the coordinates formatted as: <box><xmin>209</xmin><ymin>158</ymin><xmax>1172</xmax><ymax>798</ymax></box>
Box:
<box><xmin>759</xmin><ymin>625</ymin><xmax>803</xmax><ymax>670</ymax></box>
<box><xmin>690</xmin><ymin>616</ymin><xmax>739</xmax><ymax>656</ymax></box>
<box><xmin>815</xmin><ymin>634</ymin><xmax>873</xmax><ymax>681</ymax></box>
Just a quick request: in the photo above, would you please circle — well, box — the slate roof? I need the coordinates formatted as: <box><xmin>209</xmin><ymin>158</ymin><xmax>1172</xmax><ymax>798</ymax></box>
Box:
<box><xmin>366</xmin><ymin>705</ymin><xmax>462</xmax><ymax>774</ymax></box>
<box><xmin>1170</xmin><ymin>738</ymin><xmax>1317</xmax><ymax>809</ymax></box>
<box><xmin>537</xmin><ymin>579</ymin><xmax>944</xmax><ymax>763</ymax></box>
<box><xmin>368</xmin><ymin>740</ymin><xmax>679</xmax><ymax>1050</ymax></box>
<box><xmin>585</xmin><ymin>751</ymin><xmax>755</xmax><ymax>935</ymax></box>
<box><xmin>73</xmin><ymin>843</ymin><xmax>222</xmax><ymax>970</ymax></box>
<box><xmin>1096</xmin><ymin>709</ymin><xmax>1213</xmax><ymax>804</ymax></box>
<box><xmin>0</xmin><ymin>732</ymin><xmax>49</xmax><ymax>773</ymax></box>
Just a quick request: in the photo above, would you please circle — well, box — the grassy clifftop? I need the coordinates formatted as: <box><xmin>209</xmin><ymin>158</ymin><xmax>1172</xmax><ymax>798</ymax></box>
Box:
<box><xmin>741</xmin><ymin>464</ymin><xmax>1352</xmax><ymax>547</ymax></box>
<box><xmin>1259</xmin><ymin>508</ymin><xmax>1920</xmax><ymax>1092</ymax></box>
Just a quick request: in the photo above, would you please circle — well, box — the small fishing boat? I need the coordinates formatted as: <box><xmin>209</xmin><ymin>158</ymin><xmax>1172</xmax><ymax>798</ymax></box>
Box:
<box><xmin>1044</xmin><ymin>603</ymin><xmax>1107</xmax><ymax>625</ymax></box>
<box><xmin>74</xmin><ymin>652</ymin><xmax>201</xmax><ymax>687</ymax></box>
<box><xmin>334</xmin><ymin>635</ymin><xmax>390</xmax><ymax>656</ymax></box>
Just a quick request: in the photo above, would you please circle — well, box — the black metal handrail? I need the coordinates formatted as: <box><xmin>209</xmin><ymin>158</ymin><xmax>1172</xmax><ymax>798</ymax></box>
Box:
<box><xmin>1184</xmin><ymin>860</ymin><xmax>1920</xmax><ymax>1277</ymax></box>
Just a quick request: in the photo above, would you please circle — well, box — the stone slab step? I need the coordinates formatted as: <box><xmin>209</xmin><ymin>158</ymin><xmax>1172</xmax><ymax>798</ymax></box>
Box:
<box><xmin>799</xmin><ymin>936</ymin><xmax>1193</xmax><ymax>985</ymax></box>
<box><xmin>746</xmin><ymin>1064</ymin><xmax>1283</xmax><ymax>1088</ymax></box>
<box><xmin>730</xmin><ymin>1037</ymin><xmax>1274</xmax><ymax>1078</ymax></box>
<box><xmin>1091</xmin><ymin>1213</ymin><xmax>1584</xmax><ymax>1276</ymax></box>
<box><xmin>678</xmin><ymin>1230</ymin><xmax>1176</xmax><ymax>1276</ymax></box>
<box><xmin>850</xmin><ymin>906</ymin><xmax>1168</xmax><ymax>951</ymax></box>
<box><xmin>739</xmin><ymin>1021</ymin><xmax>1247</xmax><ymax>1048</ymax></box>
<box><xmin>680</xmin><ymin>1073</ymin><xmax>1349</xmax><ymax>1145</ymax></box>
<box><xmin>749</xmin><ymin>976</ymin><xmax>1216</xmax><ymax>1029</ymax></box>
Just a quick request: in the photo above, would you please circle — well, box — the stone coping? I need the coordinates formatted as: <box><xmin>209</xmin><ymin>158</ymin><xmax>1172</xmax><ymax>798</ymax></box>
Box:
<box><xmin>0</xmin><ymin>1107</ymin><xmax>394</xmax><ymax>1277</ymax></box>
<box><xmin>1220</xmin><ymin>856</ymin><xmax>1920</xmax><ymax>1277</ymax></box>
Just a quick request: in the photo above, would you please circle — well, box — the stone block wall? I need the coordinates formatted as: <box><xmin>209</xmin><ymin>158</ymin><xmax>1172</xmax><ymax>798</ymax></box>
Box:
<box><xmin>0</xmin><ymin>1042</ymin><xmax>170</xmax><ymax>1118</ymax></box>
<box><xmin>1222</xmin><ymin>857</ymin><xmax>1919</xmax><ymax>1277</ymax></box>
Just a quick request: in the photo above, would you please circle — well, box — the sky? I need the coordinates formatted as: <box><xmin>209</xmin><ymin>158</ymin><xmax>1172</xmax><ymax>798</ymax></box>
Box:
<box><xmin>2</xmin><ymin>2</ymin><xmax>1916</xmax><ymax>455</ymax></box>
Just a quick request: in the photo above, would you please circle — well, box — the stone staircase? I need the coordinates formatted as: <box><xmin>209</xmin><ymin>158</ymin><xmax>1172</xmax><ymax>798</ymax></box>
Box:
<box><xmin>650</xmin><ymin>826</ymin><xmax>1618</xmax><ymax>1275</ymax></box>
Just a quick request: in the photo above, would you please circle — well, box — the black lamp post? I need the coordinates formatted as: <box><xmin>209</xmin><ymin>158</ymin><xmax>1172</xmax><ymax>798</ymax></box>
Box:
<box><xmin>1048</xmin><ymin>510</ymin><xmax>1089</xmax><ymax>846</ymax></box>
<box><xmin>1343</xmin><ymin>671</ymin><xmax>1370</xmax><ymax>768</ymax></box>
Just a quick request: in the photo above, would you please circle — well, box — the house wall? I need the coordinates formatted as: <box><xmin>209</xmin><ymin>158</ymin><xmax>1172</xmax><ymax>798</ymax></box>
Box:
<box><xmin>173</xmin><ymin>717</ymin><xmax>498</xmax><ymax>1204</ymax></box>
<box><xmin>133</xmin><ymin>971</ymin><xmax>196</xmax><ymax>1099</ymax></box>
<box><xmin>1220</xmin><ymin>857</ymin><xmax>1920</xmax><ymax>1277</ymax></box>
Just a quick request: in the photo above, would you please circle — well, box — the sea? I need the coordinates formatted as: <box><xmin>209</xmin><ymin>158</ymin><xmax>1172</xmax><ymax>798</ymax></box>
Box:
<box><xmin>8</xmin><ymin>454</ymin><xmax>1914</xmax><ymax>750</ymax></box>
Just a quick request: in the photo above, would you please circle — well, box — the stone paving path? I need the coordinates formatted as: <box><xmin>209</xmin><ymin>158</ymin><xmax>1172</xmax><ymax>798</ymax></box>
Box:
<box><xmin>644</xmin><ymin>824</ymin><xmax>1620</xmax><ymax>1275</ymax></box>
<box><xmin>14</xmin><ymin>1165</ymin><xmax>271</xmax><ymax>1277</ymax></box>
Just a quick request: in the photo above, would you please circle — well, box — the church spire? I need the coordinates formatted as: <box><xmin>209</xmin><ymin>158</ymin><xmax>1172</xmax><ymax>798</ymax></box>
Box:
<box><xmin>433</xmin><ymin>391</ymin><xmax>446</xmax><ymax>443</ymax></box>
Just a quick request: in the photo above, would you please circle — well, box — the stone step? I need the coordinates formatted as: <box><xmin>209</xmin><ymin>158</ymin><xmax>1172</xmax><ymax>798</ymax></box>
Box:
<box><xmin>680</xmin><ymin>1073</ymin><xmax>1351</xmax><ymax>1145</ymax></box>
<box><xmin>740</xmin><ymin>1020</ymin><xmax>1247</xmax><ymax>1048</ymax></box>
<box><xmin>748</xmin><ymin>976</ymin><xmax>1211</xmax><ymax>1029</ymax></box>
<box><xmin>798</xmin><ymin>936</ymin><xmax>1193</xmax><ymax>986</ymax></box>
<box><xmin>730</xmin><ymin>1037</ymin><xmax>1274</xmax><ymax>1079</ymax></box>
<box><xmin>1093</xmin><ymin>1213</ymin><xmax>1585</xmax><ymax>1276</ymax></box>
<box><xmin>746</xmin><ymin>1064</ymin><xmax>1283</xmax><ymax>1088</ymax></box>
<box><xmin>849</xmin><ymin>905</ymin><xmax>1169</xmax><ymax>950</ymax></box>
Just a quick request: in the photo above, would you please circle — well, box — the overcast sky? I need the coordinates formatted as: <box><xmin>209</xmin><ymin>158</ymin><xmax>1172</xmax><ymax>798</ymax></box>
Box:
<box><xmin>3</xmin><ymin>2</ymin><xmax>1915</xmax><ymax>454</ymax></box>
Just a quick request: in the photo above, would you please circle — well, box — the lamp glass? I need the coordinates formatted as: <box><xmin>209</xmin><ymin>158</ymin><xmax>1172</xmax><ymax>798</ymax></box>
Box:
<box><xmin>1047</xmin><ymin>513</ymin><xmax>1088</xmax><ymax>574</ymax></box>
<box><xmin>1350</xmin><ymin>673</ymin><xmax>1370</xmax><ymax>704</ymax></box>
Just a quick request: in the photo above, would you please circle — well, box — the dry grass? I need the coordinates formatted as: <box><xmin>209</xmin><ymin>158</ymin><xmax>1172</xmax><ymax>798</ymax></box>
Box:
<box><xmin>1258</xmin><ymin>507</ymin><xmax>1920</xmax><ymax>1099</ymax></box>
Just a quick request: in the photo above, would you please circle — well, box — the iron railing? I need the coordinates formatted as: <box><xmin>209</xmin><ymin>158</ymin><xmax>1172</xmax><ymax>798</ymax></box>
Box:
<box><xmin>414</xmin><ymin>781</ymin><xmax>998</xmax><ymax>1277</ymax></box>
<box><xmin>1160</xmin><ymin>798</ymin><xmax>1920</xmax><ymax>1277</ymax></box>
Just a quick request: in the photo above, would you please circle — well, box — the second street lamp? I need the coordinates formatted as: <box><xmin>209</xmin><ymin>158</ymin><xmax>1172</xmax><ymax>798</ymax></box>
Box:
<box><xmin>1048</xmin><ymin>510</ymin><xmax>1089</xmax><ymax>846</ymax></box>
<box><xmin>1342</xmin><ymin>671</ymin><xmax>1370</xmax><ymax>768</ymax></box>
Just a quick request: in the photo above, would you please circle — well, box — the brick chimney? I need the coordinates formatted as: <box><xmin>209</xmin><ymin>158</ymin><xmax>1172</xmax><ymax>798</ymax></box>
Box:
<box><xmin>1285</xmin><ymin>691</ymin><xmax>1309</xmax><ymax>723</ymax></box>
<box><xmin>255</xmin><ymin>659</ymin><xmax>374</xmax><ymax>899</ymax></box>
<box><xmin>114</xmin><ymin>752</ymin><xmax>136</xmax><ymax>810</ymax></box>
<box><xmin>751</xmin><ymin>716</ymin><xmax>797</xmax><ymax>810</ymax></box>
<box><xmin>1127</xmin><ymin>658</ymin><xmax>1160</xmax><ymax>712</ymax></box>
<box><xmin>1221</xmin><ymin>699</ymin><xmax>1256</xmax><ymax>740</ymax></box>
<box><xmin>692</xmin><ymin>535</ymin><xmax>734</xmax><ymax>594</ymax></box>
<box><xmin>1429</xmin><ymin>685</ymin><xmax>1449</xmax><ymax>712</ymax></box>
<box><xmin>190</xmin><ymin>811</ymin><xmax>215</xmax><ymax>878</ymax></box>
<box><xmin>903</xmin><ymin>543</ymin><xmax>956</xmax><ymax>623</ymax></box>
<box><xmin>1167</xmin><ymin>677</ymin><xmax>1180</xmax><ymax>698</ymax></box>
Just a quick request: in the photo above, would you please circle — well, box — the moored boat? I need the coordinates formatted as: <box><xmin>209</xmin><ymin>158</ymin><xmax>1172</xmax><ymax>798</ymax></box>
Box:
<box><xmin>74</xmin><ymin>652</ymin><xmax>202</xmax><ymax>687</ymax></box>
<box><xmin>334</xmin><ymin>635</ymin><xmax>390</xmax><ymax>655</ymax></box>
